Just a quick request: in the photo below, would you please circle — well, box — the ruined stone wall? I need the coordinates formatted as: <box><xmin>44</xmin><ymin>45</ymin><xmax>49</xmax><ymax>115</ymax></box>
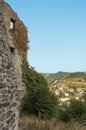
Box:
<box><xmin>0</xmin><ymin>0</ymin><xmax>28</xmax><ymax>130</ymax></box>
<box><xmin>3</xmin><ymin>2</ymin><xmax>28</xmax><ymax>93</ymax></box>
<box><xmin>4</xmin><ymin>2</ymin><xmax>28</xmax><ymax>52</ymax></box>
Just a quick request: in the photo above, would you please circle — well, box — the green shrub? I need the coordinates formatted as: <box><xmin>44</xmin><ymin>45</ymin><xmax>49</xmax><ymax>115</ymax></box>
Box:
<box><xmin>21</xmin><ymin>54</ymin><xmax>58</xmax><ymax>119</ymax></box>
<box><xmin>58</xmin><ymin>99</ymin><xmax>86</xmax><ymax>122</ymax></box>
<box><xmin>69</xmin><ymin>99</ymin><xmax>86</xmax><ymax>119</ymax></box>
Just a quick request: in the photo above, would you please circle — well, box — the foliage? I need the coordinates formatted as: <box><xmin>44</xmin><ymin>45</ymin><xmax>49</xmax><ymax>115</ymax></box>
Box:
<box><xmin>21</xmin><ymin>53</ymin><xmax>86</xmax><ymax>124</ymax></box>
<box><xmin>83</xmin><ymin>93</ymin><xmax>86</xmax><ymax>102</ymax></box>
<box><xmin>66</xmin><ymin>72</ymin><xmax>86</xmax><ymax>80</ymax></box>
<box><xmin>69</xmin><ymin>99</ymin><xmax>86</xmax><ymax>119</ymax></box>
<box><xmin>42</xmin><ymin>71</ymin><xmax>70</xmax><ymax>83</ymax></box>
<box><xmin>58</xmin><ymin>99</ymin><xmax>86</xmax><ymax>122</ymax></box>
<box><xmin>21</xmin><ymin>54</ymin><xmax>58</xmax><ymax>119</ymax></box>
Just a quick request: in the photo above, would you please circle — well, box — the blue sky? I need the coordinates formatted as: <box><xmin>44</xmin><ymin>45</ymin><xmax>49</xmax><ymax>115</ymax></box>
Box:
<box><xmin>6</xmin><ymin>0</ymin><xmax>86</xmax><ymax>73</ymax></box>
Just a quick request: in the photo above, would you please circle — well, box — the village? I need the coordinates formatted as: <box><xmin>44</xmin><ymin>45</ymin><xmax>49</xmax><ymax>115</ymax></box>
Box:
<box><xmin>49</xmin><ymin>79</ymin><xmax>86</xmax><ymax>104</ymax></box>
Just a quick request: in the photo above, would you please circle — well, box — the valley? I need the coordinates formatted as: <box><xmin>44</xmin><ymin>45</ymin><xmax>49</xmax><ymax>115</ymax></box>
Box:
<box><xmin>42</xmin><ymin>72</ymin><xmax>86</xmax><ymax>103</ymax></box>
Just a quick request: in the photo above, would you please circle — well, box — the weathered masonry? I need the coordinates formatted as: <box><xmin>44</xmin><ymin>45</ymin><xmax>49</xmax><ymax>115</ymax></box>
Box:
<box><xmin>0</xmin><ymin>0</ymin><xmax>28</xmax><ymax>130</ymax></box>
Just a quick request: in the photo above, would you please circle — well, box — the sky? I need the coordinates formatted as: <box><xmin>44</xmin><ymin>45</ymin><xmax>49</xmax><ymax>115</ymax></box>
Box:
<box><xmin>6</xmin><ymin>0</ymin><xmax>86</xmax><ymax>73</ymax></box>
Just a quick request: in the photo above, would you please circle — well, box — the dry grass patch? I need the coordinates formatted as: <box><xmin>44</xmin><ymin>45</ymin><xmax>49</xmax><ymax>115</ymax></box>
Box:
<box><xmin>18</xmin><ymin>116</ymin><xmax>68</xmax><ymax>130</ymax></box>
<box><xmin>18</xmin><ymin>116</ymin><xmax>86</xmax><ymax>130</ymax></box>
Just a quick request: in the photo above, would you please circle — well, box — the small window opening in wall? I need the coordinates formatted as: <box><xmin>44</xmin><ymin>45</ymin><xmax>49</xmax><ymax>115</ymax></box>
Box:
<box><xmin>10</xmin><ymin>18</ymin><xmax>15</xmax><ymax>31</ymax></box>
<box><xmin>10</xmin><ymin>47</ymin><xmax>15</xmax><ymax>54</ymax></box>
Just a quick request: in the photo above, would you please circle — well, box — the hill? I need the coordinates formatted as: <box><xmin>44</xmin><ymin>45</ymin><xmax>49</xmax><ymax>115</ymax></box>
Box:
<box><xmin>50</xmin><ymin>72</ymin><xmax>86</xmax><ymax>89</ymax></box>
<box><xmin>42</xmin><ymin>72</ymin><xmax>86</xmax><ymax>85</ymax></box>
<box><xmin>42</xmin><ymin>72</ymin><xmax>86</xmax><ymax>103</ymax></box>
<box><xmin>41</xmin><ymin>71</ymin><xmax>70</xmax><ymax>83</ymax></box>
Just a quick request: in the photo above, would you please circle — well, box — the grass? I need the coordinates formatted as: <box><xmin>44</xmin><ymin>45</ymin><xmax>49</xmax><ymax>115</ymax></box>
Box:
<box><xmin>18</xmin><ymin>115</ymin><xmax>86</xmax><ymax>130</ymax></box>
<box><xmin>58</xmin><ymin>78</ymin><xmax>86</xmax><ymax>88</ymax></box>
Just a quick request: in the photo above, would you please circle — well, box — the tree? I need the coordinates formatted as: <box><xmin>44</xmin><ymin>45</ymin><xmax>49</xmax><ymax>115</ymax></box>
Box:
<box><xmin>21</xmin><ymin>54</ymin><xmax>58</xmax><ymax>119</ymax></box>
<box><xmin>58</xmin><ymin>98</ymin><xmax>86</xmax><ymax>122</ymax></box>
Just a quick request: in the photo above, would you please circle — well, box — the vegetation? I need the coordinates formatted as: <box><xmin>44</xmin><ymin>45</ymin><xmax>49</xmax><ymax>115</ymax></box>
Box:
<box><xmin>66</xmin><ymin>72</ymin><xmax>86</xmax><ymax>80</ymax></box>
<box><xmin>21</xmin><ymin>54</ymin><xmax>58</xmax><ymax>119</ymax></box>
<box><xmin>42</xmin><ymin>71</ymin><xmax>86</xmax><ymax>87</ymax></box>
<box><xmin>20</xmin><ymin>54</ymin><xmax>86</xmax><ymax>129</ymax></box>
<box><xmin>19</xmin><ymin>115</ymin><xmax>86</xmax><ymax>130</ymax></box>
<box><xmin>41</xmin><ymin>71</ymin><xmax>70</xmax><ymax>83</ymax></box>
<box><xmin>58</xmin><ymin>98</ymin><xmax>86</xmax><ymax>122</ymax></box>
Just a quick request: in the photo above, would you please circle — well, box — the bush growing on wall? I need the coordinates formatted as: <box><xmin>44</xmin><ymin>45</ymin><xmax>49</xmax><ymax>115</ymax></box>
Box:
<box><xmin>21</xmin><ymin>54</ymin><xmax>58</xmax><ymax>119</ymax></box>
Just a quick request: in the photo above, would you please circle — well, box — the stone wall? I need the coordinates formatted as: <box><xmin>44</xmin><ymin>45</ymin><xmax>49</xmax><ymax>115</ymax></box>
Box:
<box><xmin>4</xmin><ymin>2</ymin><xmax>28</xmax><ymax>52</ymax></box>
<box><xmin>3</xmin><ymin>2</ymin><xmax>28</xmax><ymax>93</ymax></box>
<box><xmin>0</xmin><ymin>0</ymin><xmax>28</xmax><ymax>130</ymax></box>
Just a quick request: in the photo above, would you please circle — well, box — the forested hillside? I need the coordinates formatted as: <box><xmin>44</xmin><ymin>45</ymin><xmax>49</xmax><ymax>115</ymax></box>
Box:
<box><xmin>41</xmin><ymin>71</ymin><xmax>70</xmax><ymax>83</ymax></box>
<box><xmin>42</xmin><ymin>71</ymin><xmax>86</xmax><ymax>83</ymax></box>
